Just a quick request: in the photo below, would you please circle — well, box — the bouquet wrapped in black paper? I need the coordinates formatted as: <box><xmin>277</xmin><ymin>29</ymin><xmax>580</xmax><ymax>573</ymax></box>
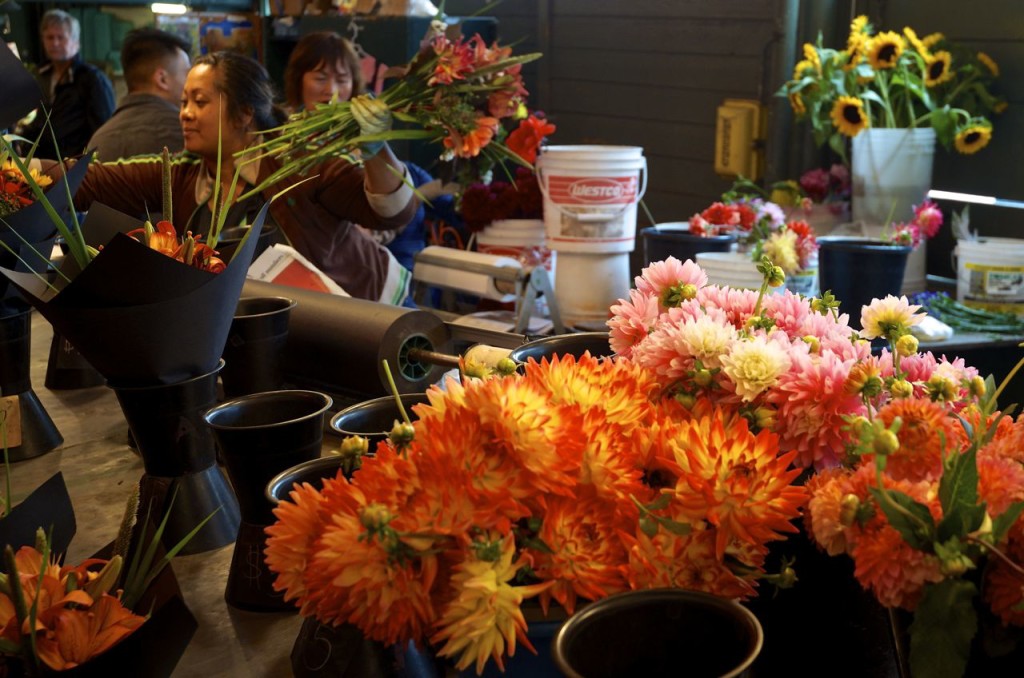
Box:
<box><xmin>0</xmin><ymin>139</ymin><xmax>275</xmax><ymax>552</ymax></box>
<box><xmin>1</xmin><ymin>46</ymin><xmax>94</xmax><ymax>461</ymax></box>
<box><xmin>0</xmin><ymin>485</ymin><xmax>201</xmax><ymax>677</ymax></box>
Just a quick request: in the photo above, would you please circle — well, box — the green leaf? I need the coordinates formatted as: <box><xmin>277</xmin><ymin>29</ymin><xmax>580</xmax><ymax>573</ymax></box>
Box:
<box><xmin>992</xmin><ymin>501</ymin><xmax>1024</xmax><ymax>543</ymax></box>
<box><xmin>937</xmin><ymin>503</ymin><xmax>987</xmax><ymax>544</ymax></box>
<box><xmin>939</xmin><ymin>446</ymin><xmax>978</xmax><ymax>515</ymax></box>
<box><xmin>654</xmin><ymin>515</ymin><xmax>692</xmax><ymax>537</ymax></box>
<box><xmin>909</xmin><ymin>579</ymin><xmax>977</xmax><ymax>678</ymax></box>
<box><xmin>869</xmin><ymin>487</ymin><xmax>935</xmax><ymax>551</ymax></box>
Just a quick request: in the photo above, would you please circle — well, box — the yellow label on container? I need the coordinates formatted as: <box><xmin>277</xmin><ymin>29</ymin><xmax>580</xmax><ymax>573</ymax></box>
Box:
<box><xmin>1</xmin><ymin>396</ymin><xmax>22</xmax><ymax>449</ymax></box>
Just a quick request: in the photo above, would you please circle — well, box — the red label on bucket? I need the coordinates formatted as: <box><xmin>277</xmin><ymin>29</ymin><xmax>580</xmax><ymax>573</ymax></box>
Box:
<box><xmin>548</xmin><ymin>176</ymin><xmax>638</xmax><ymax>205</ymax></box>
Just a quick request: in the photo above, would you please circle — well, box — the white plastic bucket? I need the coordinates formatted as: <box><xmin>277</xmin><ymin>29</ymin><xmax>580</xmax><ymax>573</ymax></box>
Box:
<box><xmin>851</xmin><ymin>128</ymin><xmax>935</xmax><ymax>226</ymax></box>
<box><xmin>476</xmin><ymin>219</ymin><xmax>555</xmax><ymax>275</ymax></box>
<box><xmin>554</xmin><ymin>251</ymin><xmax>631</xmax><ymax>327</ymax></box>
<box><xmin>537</xmin><ymin>146</ymin><xmax>647</xmax><ymax>254</ymax></box>
<box><xmin>696</xmin><ymin>252</ymin><xmax>764</xmax><ymax>290</ymax></box>
<box><xmin>955</xmin><ymin>237</ymin><xmax>1024</xmax><ymax>315</ymax></box>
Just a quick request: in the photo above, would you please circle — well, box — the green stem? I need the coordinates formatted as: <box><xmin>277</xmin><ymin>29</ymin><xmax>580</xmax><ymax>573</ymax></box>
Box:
<box><xmin>966</xmin><ymin>534</ymin><xmax>1024</xmax><ymax>578</ymax></box>
<box><xmin>382</xmin><ymin>360</ymin><xmax>412</xmax><ymax>426</ymax></box>
<box><xmin>992</xmin><ymin>350</ymin><xmax>1024</xmax><ymax>405</ymax></box>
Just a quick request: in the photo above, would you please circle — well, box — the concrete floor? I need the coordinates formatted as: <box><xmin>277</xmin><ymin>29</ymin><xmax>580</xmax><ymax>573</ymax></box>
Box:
<box><xmin>4</xmin><ymin>311</ymin><xmax>303</xmax><ymax>677</ymax></box>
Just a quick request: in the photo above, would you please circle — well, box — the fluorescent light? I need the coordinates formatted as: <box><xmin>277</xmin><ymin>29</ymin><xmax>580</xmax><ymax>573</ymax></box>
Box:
<box><xmin>927</xmin><ymin>189</ymin><xmax>1024</xmax><ymax>210</ymax></box>
<box><xmin>151</xmin><ymin>3</ymin><xmax>187</xmax><ymax>14</ymax></box>
<box><xmin>927</xmin><ymin>189</ymin><xmax>997</xmax><ymax>205</ymax></box>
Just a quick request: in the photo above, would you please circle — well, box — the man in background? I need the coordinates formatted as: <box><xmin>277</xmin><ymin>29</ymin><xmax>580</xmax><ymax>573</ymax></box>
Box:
<box><xmin>22</xmin><ymin>9</ymin><xmax>115</xmax><ymax>158</ymax></box>
<box><xmin>88</xmin><ymin>28</ymin><xmax>191</xmax><ymax>160</ymax></box>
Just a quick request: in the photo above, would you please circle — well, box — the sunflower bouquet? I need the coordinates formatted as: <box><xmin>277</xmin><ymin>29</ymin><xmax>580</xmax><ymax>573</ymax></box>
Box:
<box><xmin>778</xmin><ymin>15</ymin><xmax>1005</xmax><ymax>158</ymax></box>
<box><xmin>250</xmin><ymin>25</ymin><xmax>542</xmax><ymax>191</ymax></box>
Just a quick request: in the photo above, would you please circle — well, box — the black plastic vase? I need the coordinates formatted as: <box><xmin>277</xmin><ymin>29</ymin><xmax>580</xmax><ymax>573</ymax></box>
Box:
<box><xmin>330</xmin><ymin>393</ymin><xmax>431</xmax><ymax>450</ymax></box>
<box><xmin>817</xmin><ymin>238</ymin><xmax>911</xmax><ymax>330</ymax></box>
<box><xmin>509</xmin><ymin>332</ymin><xmax>612</xmax><ymax>364</ymax></box>
<box><xmin>0</xmin><ymin>307</ymin><xmax>63</xmax><ymax>461</ymax></box>
<box><xmin>267</xmin><ymin>455</ymin><xmax>401</xmax><ymax>677</ymax></box>
<box><xmin>108</xmin><ymin>361</ymin><xmax>240</xmax><ymax>555</ymax></box>
<box><xmin>553</xmin><ymin>589</ymin><xmax>762</xmax><ymax>678</ymax></box>
<box><xmin>640</xmin><ymin>224</ymin><xmax>736</xmax><ymax>267</ymax></box>
<box><xmin>220</xmin><ymin>296</ymin><xmax>296</xmax><ymax>399</ymax></box>
<box><xmin>203</xmin><ymin>389</ymin><xmax>332</xmax><ymax>611</ymax></box>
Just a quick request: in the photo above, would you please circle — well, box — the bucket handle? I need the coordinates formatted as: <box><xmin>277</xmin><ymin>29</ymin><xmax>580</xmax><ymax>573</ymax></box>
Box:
<box><xmin>536</xmin><ymin>158</ymin><xmax>648</xmax><ymax>223</ymax></box>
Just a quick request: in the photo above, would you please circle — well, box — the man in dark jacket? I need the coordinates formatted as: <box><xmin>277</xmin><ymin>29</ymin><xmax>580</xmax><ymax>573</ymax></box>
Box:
<box><xmin>87</xmin><ymin>28</ymin><xmax>191</xmax><ymax>160</ymax></box>
<box><xmin>23</xmin><ymin>9</ymin><xmax>115</xmax><ymax>159</ymax></box>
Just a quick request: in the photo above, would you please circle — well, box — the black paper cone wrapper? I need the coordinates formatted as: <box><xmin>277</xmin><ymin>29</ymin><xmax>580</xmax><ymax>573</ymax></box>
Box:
<box><xmin>0</xmin><ymin>472</ymin><xmax>76</xmax><ymax>558</ymax></box>
<box><xmin>0</xmin><ymin>44</ymin><xmax>43</xmax><ymax>130</ymax></box>
<box><xmin>0</xmin><ymin>157</ymin><xmax>91</xmax><ymax>304</ymax></box>
<box><xmin>1</xmin><ymin>202</ymin><xmax>268</xmax><ymax>385</ymax></box>
<box><xmin>0</xmin><ymin>155</ymin><xmax>91</xmax><ymax>245</ymax></box>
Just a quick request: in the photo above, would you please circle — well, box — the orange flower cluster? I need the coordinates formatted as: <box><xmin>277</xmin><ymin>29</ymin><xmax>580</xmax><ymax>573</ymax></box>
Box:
<box><xmin>1</xmin><ymin>156</ymin><xmax>53</xmax><ymax>219</ymax></box>
<box><xmin>807</xmin><ymin>407</ymin><xmax>1024</xmax><ymax>614</ymax></box>
<box><xmin>260</xmin><ymin>28</ymin><xmax>541</xmax><ymax>188</ymax></box>
<box><xmin>266</xmin><ymin>355</ymin><xmax>808</xmax><ymax>674</ymax></box>
<box><xmin>0</xmin><ymin>546</ymin><xmax>145</xmax><ymax>671</ymax></box>
<box><xmin>126</xmin><ymin>219</ymin><xmax>225</xmax><ymax>273</ymax></box>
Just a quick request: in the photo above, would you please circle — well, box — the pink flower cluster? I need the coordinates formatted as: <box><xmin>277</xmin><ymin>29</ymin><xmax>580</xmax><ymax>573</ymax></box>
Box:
<box><xmin>607</xmin><ymin>257</ymin><xmax>976</xmax><ymax>468</ymax></box>
<box><xmin>887</xmin><ymin>199</ymin><xmax>944</xmax><ymax>249</ymax></box>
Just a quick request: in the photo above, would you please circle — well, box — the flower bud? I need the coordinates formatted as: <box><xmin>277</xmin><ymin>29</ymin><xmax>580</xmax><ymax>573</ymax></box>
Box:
<box><xmin>389</xmin><ymin>421</ymin><xmax>416</xmax><ymax>447</ymax></box>
<box><xmin>680</xmin><ymin>283</ymin><xmax>698</xmax><ymax>301</ymax></box>
<box><xmin>839</xmin><ymin>494</ymin><xmax>860</xmax><ymax>527</ymax></box>
<box><xmin>940</xmin><ymin>553</ymin><xmax>973</xmax><ymax>577</ymax></box>
<box><xmin>968</xmin><ymin>375</ymin><xmax>986</xmax><ymax>399</ymax></box>
<box><xmin>496</xmin><ymin>357</ymin><xmax>518</xmax><ymax>376</ymax></box>
<box><xmin>752</xmin><ymin>406</ymin><xmax>776</xmax><ymax>430</ymax></box>
<box><xmin>338</xmin><ymin>435</ymin><xmax>369</xmax><ymax>460</ymax></box>
<box><xmin>895</xmin><ymin>334</ymin><xmax>919</xmax><ymax>357</ymax></box>
<box><xmin>693</xmin><ymin>368</ymin><xmax>714</xmax><ymax>388</ymax></box>
<box><xmin>846</xmin><ymin>363</ymin><xmax>882</xmax><ymax>397</ymax></box>
<box><xmin>926</xmin><ymin>375</ymin><xmax>957</xmax><ymax>402</ymax></box>
<box><xmin>767</xmin><ymin>266</ymin><xmax>786</xmax><ymax>288</ymax></box>
<box><xmin>801</xmin><ymin>335</ymin><xmax>820</xmax><ymax>354</ymax></box>
<box><xmin>873</xmin><ymin>429</ymin><xmax>900</xmax><ymax>457</ymax></box>
<box><xmin>890</xmin><ymin>379</ymin><xmax>914</xmax><ymax>399</ymax></box>
<box><xmin>359</xmin><ymin>503</ymin><xmax>393</xmax><ymax>530</ymax></box>
<box><xmin>849</xmin><ymin>416</ymin><xmax>872</xmax><ymax>438</ymax></box>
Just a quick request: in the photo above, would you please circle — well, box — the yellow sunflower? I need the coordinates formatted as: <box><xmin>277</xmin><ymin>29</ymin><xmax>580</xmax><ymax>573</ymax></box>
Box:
<box><xmin>921</xmin><ymin>32</ymin><xmax>944</xmax><ymax>50</ymax></box>
<box><xmin>844</xmin><ymin>15</ymin><xmax>870</xmax><ymax>70</ymax></box>
<box><xmin>789</xmin><ymin>92</ymin><xmax>806</xmax><ymax>116</ymax></box>
<box><xmin>925</xmin><ymin>51</ymin><xmax>954</xmax><ymax>87</ymax></box>
<box><xmin>792</xmin><ymin>58</ymin><xmax>815</xmax><ymax>80</ymax></box>
<box><xmin>802</xmin><ymin>42</ymin><xmax>821</xmax><ymax>74</ymax></box>
<box><xmin>954</xmin><ymin>124</ymin><xmax>992</xmax><ymax>154</ymax></box>
<box><xmin>903</xmin><ymin>26</ymin><xmax>929</xmax><ymax>57</ymax></box>
<box><xmin>831</xmin><ymin>96</ymin><xmax>869</xmax><ymax>137</ymax></box>
<box><xmin>977</xmin><ymin>51</ymin><xmax>1000</xmax><ymax>77</ymax></box>
<box><xmin>867</xmin><ymin>31</ymin><xmax>904</xmax><ymax>69</ymax></box>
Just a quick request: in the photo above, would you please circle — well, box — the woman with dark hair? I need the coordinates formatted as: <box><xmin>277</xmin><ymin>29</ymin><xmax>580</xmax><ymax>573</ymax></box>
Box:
<box><xmin>283</xmin><ymin>31</ymin><xmax>365</xmax><ymax>112</ymax></box>
<box><xmin>68</xmin><ymin>50</ymin><xmax>417</xmax><ymax>304</ymax></box>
